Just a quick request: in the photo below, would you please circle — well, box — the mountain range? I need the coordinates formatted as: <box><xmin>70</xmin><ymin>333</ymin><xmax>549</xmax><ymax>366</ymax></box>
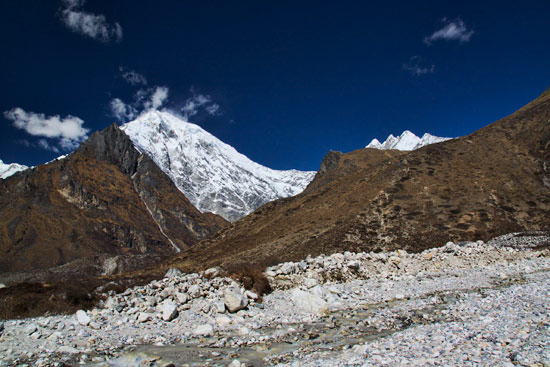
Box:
<box><xmin>1</xmin><ymin>88</ymin><xmax>548</xmax><ymax>285</ymax></box>
<box><xmin>366</xmin><ymin>130</ymin><xmax>452</xmax><ymax>151</ymax></box>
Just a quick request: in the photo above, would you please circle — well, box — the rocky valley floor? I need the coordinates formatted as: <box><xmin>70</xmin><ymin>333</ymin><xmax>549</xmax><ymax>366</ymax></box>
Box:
<box><xmin>0</xmin><ymin>232</ymin><xmax>548</xmax><ymax>367</ymax></box>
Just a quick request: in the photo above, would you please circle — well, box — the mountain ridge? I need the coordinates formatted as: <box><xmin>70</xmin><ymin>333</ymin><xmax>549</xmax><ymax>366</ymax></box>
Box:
<box><xmin>366</xmin><ymin>130</ymin><xmax>452</xmax><ymax>151</ymax></box>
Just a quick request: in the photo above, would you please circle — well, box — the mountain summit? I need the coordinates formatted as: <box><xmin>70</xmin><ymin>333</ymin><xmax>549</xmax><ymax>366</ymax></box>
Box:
<box><xmin>121</xmin><ymin>110</ymin><xmax>315</xmax><ymax>221</ymax></box>
<box><xmin>366</xmin><ymin>130</ymin><xmax>452</xmax><ymax>151</ymax></box>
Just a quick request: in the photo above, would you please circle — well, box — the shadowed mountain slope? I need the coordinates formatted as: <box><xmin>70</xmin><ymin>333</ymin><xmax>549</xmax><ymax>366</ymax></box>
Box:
<box><xmin>0</xmin><ymin>124</ymin><xmax>228</xmax><ymax>276</ymax></box>
<box><xmin>171</xmin><ymin>89</ymin><xmax>550</xmax><ymax>271</ymax></box>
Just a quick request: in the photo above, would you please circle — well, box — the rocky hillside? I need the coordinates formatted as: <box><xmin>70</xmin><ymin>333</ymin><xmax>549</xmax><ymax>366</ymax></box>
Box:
<box><xmin>121</xmin><ymin>110</ymin><xmax>315</xmax><ymax>222</ymax></box>
<box><xmin>170</xmin><ymin>88</ymin><xmax>550</xmax><ymax>271</ymax></box>
<box><xmin>0</xmin><ymin>124</ymin><xmax>228</xmax><ymax>279</ymax></box>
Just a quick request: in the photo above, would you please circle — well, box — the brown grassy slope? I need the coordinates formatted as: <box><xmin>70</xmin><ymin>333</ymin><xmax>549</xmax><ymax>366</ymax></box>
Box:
<box><xmin>168</xmin><ymin>89</ymin><xmax>550</xmax><ymax>272</ymax></box>
<box><xmin>0</xmin><ymin>124</ymin><xmax>228</xmax><ymax>274</ymax></box>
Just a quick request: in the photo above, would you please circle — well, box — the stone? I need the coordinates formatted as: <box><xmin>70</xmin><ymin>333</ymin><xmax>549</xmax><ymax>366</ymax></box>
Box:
<box><xmin>188</xmin><ymin>284</ymin><xmax>201</xmax><ymax>297</ymax></box>
<box><xmin>228</xmin><ymin>360</ymin><xmax>241</xmax><ymax>367</ymax></box>
<box><xmin>161</xmin><ymin>302</ymin><xmax>178</xmax><ymax>321</ymax></box>
<box><xmin>137</xmin><ymin>312</ymin><xmax>152</xmax><ymax>323</ymax></box>
<box><xmin>102</xmin><ymin>256</ymin><xmax>119</xmax><ymax>276</ymax></box>
<box><xmin>104</xmin><ymin>296</ymin><xmax>117</xmax><ymax>309</ymax></box>
<box><xmin>244</xmin><ymin>290</ymin><xmax>258</xmax><ymax>300</ymax></box>
<box><xmin>290</xmin><ymin>288</ymin><xmax>328</xmax><ymax>314</ymax></box>
<box><xmin>0</xmin><ymin>283</ymin><xmax>5</xmax><ymax>289</ymax></box>
<box><xmin>204</xmin><ymin>267</ymin><xmax>221</xmax><ymax>278</ymax></box>
<box><xmin>176</xmin><ymin>292</ymin><xmax>189</xmax><ymax>304</ymax></box>
<box><xmin>213</xmin><ymin>300</ymin><xmax>226</xmax><ymax>313</ymax></box>
<box><xmin>165</xmin><ymin>268</ymin><xmax>183</xmax><ymax>279</ymax></box>
<box><xmin>224</xmin><ymin>287</ymin><xmax>248</xmax><ymax>313</ymax></box>
<box><xmin>0</xmin><ymin>321</ymin><xmax>4</xmax><ymax>333</ymax></box>
<box><xmin>194</xmin><ymin>324</ymin><xmax>214</xmax><ymax>336</ymax></box>
<box><xmin>58</xmin><ymin>346</ymin><xmax>79</xmax><ymax>354</ymax></box>
<box><xmin>216</xmin><ymin>316</ymin><xmax>231</xmax><ymax>327</ymax></box>
<box><xmin>76</xmin><ymin>310</ymin><xmax>92</xmax><ymax>326</ymax></box>
<box><xmin>303</xmin><ymin>277</ymin><xmax>318</xmax><ymax>288</ymax></box>
<box><xmin>25</xmin><ymin>323</ymin><xmax>38</xmax><ymax>335</ymax></box>
<box><xmin>237</xmin><ymin>326</ymin><xmax>250</xmax><ymax>336</ymax></box>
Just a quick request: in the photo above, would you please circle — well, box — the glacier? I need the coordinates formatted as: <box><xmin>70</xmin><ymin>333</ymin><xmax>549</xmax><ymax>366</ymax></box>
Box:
<box><xmin>366</xmin><ymin>130</ymin><xmax>452</xmax><ymax>151</ymax></box>
<box><xmin>121</xmin><ymin>110</ymin><xmax>315</xmax><ymax>222</ymax></box>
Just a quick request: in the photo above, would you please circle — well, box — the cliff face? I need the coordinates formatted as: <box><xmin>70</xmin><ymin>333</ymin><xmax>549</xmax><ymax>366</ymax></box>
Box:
<box><xmin>0</xmin><ymin>124</ymin><xmax>228</xmax><ymax>276</ymax></box>
<box><xmin>170</xmin><ymin>90</ymin><xmax>550</xmax><ymax>272</ymax></box>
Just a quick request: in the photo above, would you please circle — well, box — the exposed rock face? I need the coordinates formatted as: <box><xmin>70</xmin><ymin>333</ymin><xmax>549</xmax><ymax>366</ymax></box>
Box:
<box><xmin>0</xmin><ymin>124</ymin><xmax>228</xmax><ymax>277</ymax></box>
<box><xmin>172</xmin><ymin>89</ymin><xmax>550</xmax><ymax>271</ymax></box>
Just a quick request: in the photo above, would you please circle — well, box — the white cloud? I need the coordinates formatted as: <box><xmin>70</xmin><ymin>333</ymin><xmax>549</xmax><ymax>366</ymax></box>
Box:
<box><xmin>402</xmin><ymin>56</ymin><xmax>435</xmax><ymax>76</ymax></box>
<box><xmin>181</xmin><ymin>92</ymin><xmax>221</xmax><ymax>119</ymax></box>
<box><xmin>424</xmin><ymin>18</ymin><xmax>474</xmax><ymax>46</ymax></box>
<box><xmin>4</xmin><ymin>107</ymin><xmax>90</xmax><ymax>151</ymax></box>
<box><xmin>37</xmin><ymin>139</ymin><xmax>60</xmax><ymax>153</ymax></box>
<box><xmin>144</xmin><ymin>87</ymin><xmax>169</xmax><ymax>110</ymax></box>
<box><xmin>60</xmin><ymin>0</ymin><xmax>122</xmax><ymax>43</ymax></box>
<box><xmin>119</xmin><ymin>66</ymin><xmax>147</xmax><ymax>86</ymax></box>
<box><xmin>109</xmin><ymin>98</ymin><xmax>137</xmax><ymax>121</ymax></box>
<box><xmin>109</xmin><ymin>86</ymin><xmax>169</xmax><ymax>122</ymax></box>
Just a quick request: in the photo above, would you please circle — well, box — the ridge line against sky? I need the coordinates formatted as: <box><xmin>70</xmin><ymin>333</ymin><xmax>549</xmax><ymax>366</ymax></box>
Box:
<box><xmin>1</xmin><ymin>1</ymin><xmax>549</xmax><ymax>170</ymax></box>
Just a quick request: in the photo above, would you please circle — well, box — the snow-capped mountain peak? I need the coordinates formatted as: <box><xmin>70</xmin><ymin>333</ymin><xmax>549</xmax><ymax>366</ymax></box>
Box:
<box><xmin>366</xmin><ymin>130</ymin><xmax>452</xmax><ymax>151</ymax></box>
<box><xmin>0</xmin><ymin>159</ymin><xmax>28</xmax><ymax>179</ymax></box>
<box><xmin>121</xmin><ymin>110</ymin><xmax>315</xmax><ymax>221</ymax></box>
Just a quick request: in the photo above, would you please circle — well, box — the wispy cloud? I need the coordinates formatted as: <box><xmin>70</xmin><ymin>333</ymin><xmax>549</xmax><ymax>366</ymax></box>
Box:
<box><xmin>59</xmin><ymin>0</ymin><xmax>122</xmax><ymax>43</ymax></box>
<box><xmin>119</xmin><ymin>66</ymin><xmax>147</xmax><ymax>86</ymax></box>
<box><xmin>4</xmin><ymin>107</ymin><xmax>89</xmax><ymax>151</ymax></box>
<box><xmin>110</xmin><ymin>86</ymin><xmax>170</xmax><ymax>121</ymax></box>
<box><xmin>424</xmin><ymin>18</ymin><xmax>474</xmax><ymax>46</ymax></box>
<box><xmin>402</xmin><ymin>56</ymin><xmax>435</xmax><ymax>76</ymax></box>
<box><xmin>181</xmin><ymin>90</ymin><xmax>222</xmax><ymax>120</ymax></box>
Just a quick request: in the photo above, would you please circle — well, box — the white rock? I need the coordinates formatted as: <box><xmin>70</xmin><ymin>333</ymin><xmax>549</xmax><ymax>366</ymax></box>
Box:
<box><xmin>216</xmin><ymin>316</ymin><xmax>232</xmax><ymax>327</ymax></box>
<box><xmin>76</xmin><ymin>310</ymin><xmax>91</xmax><ymax>326</ymax></box>
<box><xmin>104</xmin><ymin>296</ymin><xmax>117</xmax><ymax>309</ymax></box>
<box><xmin>224</xmin><ymin>287</ymin><xmax>248</xmax><ymax>313</ymax></box>
<box><xmin>303</xmin><ymin>277</ymin><xmax>318</xmax><ymax>288</ymax></box>
<box><xmin>188</xmin><ymin>284</ymin><xmax>201</xmax><ymax>297</ymax></box>
<box><xmin>161</xmin><ymin>302</ymin><xmax>178</xmax><ymax>321</ymax></box>
<box><xmin>194</xmin><ymin>324</ymin><xmax>214</xmax><ymax>336</ymax></box>
<box><xmin>165</xmin><ymin>268</ymin><xmax>183</xmax><ymax>279</ymax></box>
<box><xmin>0</xmin><ymin>283</ymin><xmax>5</xmax><ymax>288</ymax></box>
<box><xmin>290</xmin><ymin>288</ymin><xmax>328</xmax><ymax>314</ymax></box>
<box><xmin>137</xmin><ymin>312</ymin><xmax>152</xmax><ymax>323</ymax></box>
<box><xmin>213</xmin><ymin>300</ymin><xmax>226</xmax><ymax>313</ymax></box>
<box><xmin>228</xmin><ymin>360</ymin><xmax>241</xmax><ymax>367</ymax></box>
<box><xmin>237</xmin><ymin>326</ymin><xmax>250</xmax><ymax>336</ymax></box>
<box><xmin>58</xmin><ymin>346</ymin><xmax>79</xmax><ymax>354</ymax></box>
<box><xmin>25</xmin><ymin>323</ymin><xmax>38</xmax><ymax>335</ymax></box>
<box><xmin>204</xmin><ymin>267</ymin><xmax>221</xmax><ymax>278</ymax></box>
<box><xmin>244</xmin><ymin>290</ymin><xmax>258</xmax><ymax>300</ymax></box>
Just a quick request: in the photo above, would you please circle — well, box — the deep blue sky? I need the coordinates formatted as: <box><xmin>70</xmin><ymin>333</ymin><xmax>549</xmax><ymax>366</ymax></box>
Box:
<box><xmin>1</xmin><ymin>1</ymin><xmax>549</xmax><ymax>171</ymax></box>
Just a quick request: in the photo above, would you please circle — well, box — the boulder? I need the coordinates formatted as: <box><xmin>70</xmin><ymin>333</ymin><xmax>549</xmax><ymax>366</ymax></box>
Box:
<box><xmin>161</xmin><ymin>302</ymin><xmax>178</xmax><ymax>321</ymax></box>
<box><xmin>224</xmin><ymin>287</ymin><xmax>248</xmax><ymax>313</ymax></box>
<box><xmin>75</xmin><ymin>310</ymin><xmax>91</xmax><ymax>326</ymax></box>
<box><xmin>194</xmin><ymin>324</ymin><xmax>214</xmax><ymax>336</ymax></box>
<box><xmin>290</xmin><ymin>288</ymin><xmax>328</xmax><ymax>314</ymax></box>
